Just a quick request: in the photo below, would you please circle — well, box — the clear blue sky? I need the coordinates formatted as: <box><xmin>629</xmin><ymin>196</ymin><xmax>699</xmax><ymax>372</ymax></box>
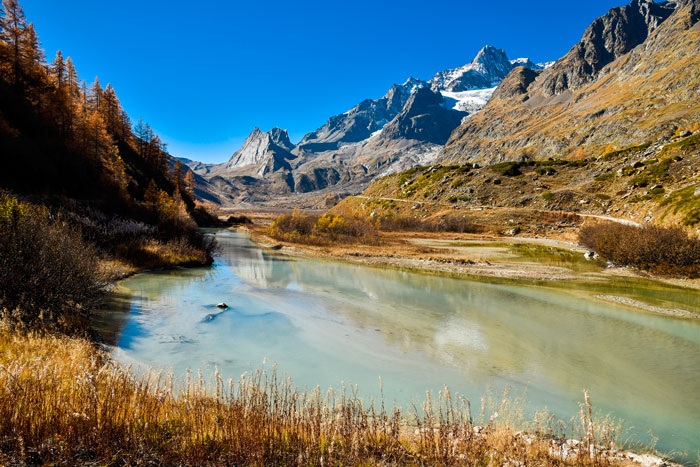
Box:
<box><xmin>22</xmin><ymin>0</ymin><xmax>624</xmax><ymax>163</ymax></box>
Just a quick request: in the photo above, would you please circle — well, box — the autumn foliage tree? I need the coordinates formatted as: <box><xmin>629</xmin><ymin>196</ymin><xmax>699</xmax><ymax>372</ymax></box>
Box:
<box><xmin>0</xmin><ymin>0</ymin><xmax>204</xmax><ymax>224</ymax></box>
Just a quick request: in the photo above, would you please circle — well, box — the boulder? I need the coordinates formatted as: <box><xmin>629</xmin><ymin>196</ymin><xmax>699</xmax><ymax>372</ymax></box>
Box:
<box><xmin>584</xmin><ymin>251</ymin><xmax>599</xmax><ymax>260</ymax></box>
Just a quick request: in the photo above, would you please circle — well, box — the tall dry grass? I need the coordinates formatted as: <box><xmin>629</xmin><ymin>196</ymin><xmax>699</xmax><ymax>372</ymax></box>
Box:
<box><xmin>0</xmin><ymin>329</ymin><xmax>630</xmax><ymax>466</ymax></box>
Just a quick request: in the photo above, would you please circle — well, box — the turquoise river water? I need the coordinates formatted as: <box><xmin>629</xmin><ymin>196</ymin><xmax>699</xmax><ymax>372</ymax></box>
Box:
<box><xmin>98</xmin><ymin>230</ymin><xmax>700</xmax><ymax>462</ymax></box>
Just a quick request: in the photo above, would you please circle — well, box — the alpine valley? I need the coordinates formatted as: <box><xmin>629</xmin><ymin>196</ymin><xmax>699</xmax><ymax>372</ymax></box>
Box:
<box><xmin>3</xmin><ymin>0</ymin><xmax>700</xmax><ymax>465</ymax></box>
<box><xmin>185</xmin><ymin>0</ymin><xmax>700</xmax><ymax>232</ymax></box>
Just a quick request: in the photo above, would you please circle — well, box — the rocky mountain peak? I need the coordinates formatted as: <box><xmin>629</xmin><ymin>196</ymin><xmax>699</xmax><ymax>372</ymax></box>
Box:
<box><xmin>536</xmin><ymin>0</ymin><xmax>676</xmax><ymax>96</ymax></box>
<box><xmin>429</xmin><ymin>45</ymin><xmax>540</xmax><ymax>92</ymax></box>
<box><xmin>224</xmin><ymin>127</ymin><xmax>296</xmax><ymax>176</ymax></box>
<box><xmin>471</xmin><ymin>46</ymin><xmax>512</xmax><ymax>75</ymax></box>
<box><xmin>269</xmin><ymin>127</ymin><xmax>294</xmax><ymax>151</ymax></box>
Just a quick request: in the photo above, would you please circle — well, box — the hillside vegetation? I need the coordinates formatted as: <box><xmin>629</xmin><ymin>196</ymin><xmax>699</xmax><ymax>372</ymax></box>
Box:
<box><xmin>334</xmin><ymin>132</ymin><xmax>700</xmax><ymax>236</ymax></box>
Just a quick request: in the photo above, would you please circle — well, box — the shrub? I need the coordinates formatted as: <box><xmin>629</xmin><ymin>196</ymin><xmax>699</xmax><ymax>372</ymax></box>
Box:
<box><xmin>595</xmin><ymin>173</ymin><xmax>614</xmax><ymax>182</ymax></box>
<box><xmin>542</xmin><ymin>191</ymin><xmax>554</xmax><ymax>201</ymax></box>
<box><xmin>269</xmin><ymin>212</ymin><xmax>380</xmax><ymax>245</ymax></box>
<box><xmin>379</xmin><ymin>215</ymin><xmax>478</xmax><ymax>233</ymax></box>
<box><xmin>579</xmin><ymin>222</ymin><xmax>700</xmax><ymax>277</ymax></box>
<box><xmin>0</xmin><ymin>193</ymin><xmax>102</xmax><ymax>330</ymax></box>
<box><xmin>535</xmin><ymin>166</ymin><xmax>556</xmax><ymax>176</ymax></box>
<box><xmin>490</xmin><ymin>162</ymin><xmax>522</xmax><ymax>176</ymax></box>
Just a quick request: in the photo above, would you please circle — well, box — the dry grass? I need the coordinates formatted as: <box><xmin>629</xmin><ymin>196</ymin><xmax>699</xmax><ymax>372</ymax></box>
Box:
<box><xmin>113</xmin><ymin>236</ymin><xmax>213</xmax><ymax>270</ymax></box>
<box><xmin>0</xmin><ymin>329</ymin><xmax>633</xmax><ymax>466</ymax></box>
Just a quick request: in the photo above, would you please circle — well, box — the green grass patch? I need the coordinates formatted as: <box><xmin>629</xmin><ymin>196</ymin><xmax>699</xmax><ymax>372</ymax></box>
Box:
<box><xmin>659</xmin><ymin>184</ymin><xmax>700</xmax><ymax>226</ymax></box>
<box><xmin>629</xmin><ymin>158</ymin><xmax>672</xmax><ymax>188</ymax></box>
<box><xmin>489</xmin><ymin>162</ymin><xmax>522</xmax><ymax>176</ymax></box>
<box><xmin>658</xmin><ymin>132</ymin><xmax>700</xmax><ymax>157</ymax></box>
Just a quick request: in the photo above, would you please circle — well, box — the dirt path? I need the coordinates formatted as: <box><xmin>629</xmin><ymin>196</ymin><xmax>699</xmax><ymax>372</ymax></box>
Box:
<box><xmin>350</xmin><ymin>195</ymin><xmax>641</xmax><ymax>226</ymax></box>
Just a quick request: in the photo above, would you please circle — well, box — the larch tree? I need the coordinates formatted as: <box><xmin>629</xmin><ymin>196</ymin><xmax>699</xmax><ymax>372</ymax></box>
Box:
<box><xmin>183</xmin><ymin>170</ymin><xmax>196</xmax><ymax>197</ymax></box>
<box><xmin>65</xmin><ymin>57</ymin><xmax>79</xmax><ymax>99</ymax></box>
<box><xmin>134</xmin><ymin>118</ymin><xmax>150</xmax><ymax>159</ymax></box>
<box><xmin>21</xmin><ymin>22</ymin><xmax>44</xmax><ymax>76</ymax></box>
<box><xmin>50</xmin><ymin>50</ymin><xmax>65</xmax><ymax>87</ymax></box>
<box><xmin>101</xmin><ymin>83</ymin><xmax>121</xmax><ymax>136</ymax></box>
<box><xmin>119</xmin><ymin>110</ymin><xmax>132</xmax><ymax>142</ymax></box>
<box><xmin>172</xmin><ymin>160</ymin><xmax>185</xmax><ymax>190</ymax></box>
<box><xmin>1</xmin><ymin>0</ymin><xmax>28</xmax><ymax>86</ymax></box>
<box><xmin>104</xmin><ymin>145</ymin><xmax>130</xmax><ymax>197</ymax></box>
<box><xmin>89</xmin><ymin>76</ymin><xmax>103</xmax><ymax>113</ymax></box>
<box><xmin>50</xmin><ymin>51</ymin><xmax>71</xmax><ymax>135</ymax></box>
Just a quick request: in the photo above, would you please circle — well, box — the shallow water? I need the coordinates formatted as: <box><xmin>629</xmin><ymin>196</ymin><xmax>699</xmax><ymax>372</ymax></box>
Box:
<box><xmin>98</xmin><ymin>230</ymin><xmax>700</xmax><ymax>462</ymax></box>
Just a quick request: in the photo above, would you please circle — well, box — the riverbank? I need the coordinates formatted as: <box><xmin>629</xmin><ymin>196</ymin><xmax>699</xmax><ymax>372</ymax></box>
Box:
<box><xmin>244</xmin><ymin>224</ymin><xmax>700</xmax><ymax>319</ymax></box>
<box><xmin>1</xmin><ymin>226</ymin><xmax>694</xmax><ymax>465</ymax></box>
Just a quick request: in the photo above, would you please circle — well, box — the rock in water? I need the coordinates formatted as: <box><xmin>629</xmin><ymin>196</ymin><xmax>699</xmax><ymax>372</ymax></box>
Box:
<box><xmin>216</xmin><ymin>303</ymin><xmax>228</xmax><ymax>309</ymax></box>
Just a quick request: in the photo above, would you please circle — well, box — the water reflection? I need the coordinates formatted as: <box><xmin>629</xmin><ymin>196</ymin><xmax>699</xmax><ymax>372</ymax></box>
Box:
<box><xmin>100</xmin><ymin>230</ymin><xmax>700</xmax><ymax>461</ymax></box>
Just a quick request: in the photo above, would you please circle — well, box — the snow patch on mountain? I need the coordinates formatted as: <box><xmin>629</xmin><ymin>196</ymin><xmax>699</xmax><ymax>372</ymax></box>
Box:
<box><xmin>440</xmin><ymin>87</ymin><xmax>497</xmax><ymax>113</ymax></box>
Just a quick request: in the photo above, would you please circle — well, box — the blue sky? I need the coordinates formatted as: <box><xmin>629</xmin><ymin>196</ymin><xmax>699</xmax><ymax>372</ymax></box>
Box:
<box><xmin>22</xmin><ymin>0</ymin><xmax>624</xmax><ymax>163</ymax></box>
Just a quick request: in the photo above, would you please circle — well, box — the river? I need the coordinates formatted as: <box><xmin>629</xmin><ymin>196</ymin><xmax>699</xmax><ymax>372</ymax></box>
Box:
<box><xmin>97</xmin><ymin>230</ymin><xmax>700</xmax><ymax>462</ymax></box>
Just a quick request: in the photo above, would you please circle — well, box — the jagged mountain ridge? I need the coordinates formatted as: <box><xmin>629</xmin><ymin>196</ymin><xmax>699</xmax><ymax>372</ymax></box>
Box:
<box><xmin>378</xmin><ymin>88</ymin><xmax>467</xmax><ymax>145</ymax></box>
<box><xmin>296</xmin><ymin>78</ymin><xmax>428</xmax><ymax>152</ymax></box>
<box><xmin>440</xmin><ymin>0</ymin><xmax>699</xmax><ymax>165</ymax></box>
<box><xmin>185</xmin><ymin>46</ymin><xmax>543</xmax><ymax>206</ymax></box>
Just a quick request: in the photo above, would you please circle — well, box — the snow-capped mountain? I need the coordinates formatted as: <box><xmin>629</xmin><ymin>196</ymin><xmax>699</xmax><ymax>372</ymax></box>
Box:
<box><xmin>429</xmin><ymin>45</ymin><xmax>544</xmax><ymax>93</ymax></box>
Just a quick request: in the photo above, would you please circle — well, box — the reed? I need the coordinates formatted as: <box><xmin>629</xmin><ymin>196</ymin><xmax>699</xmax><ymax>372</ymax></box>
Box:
<box><xmin>0</xmin><ymin>329</ymin><xmax>632</xmax><ymax>466</ymax></box>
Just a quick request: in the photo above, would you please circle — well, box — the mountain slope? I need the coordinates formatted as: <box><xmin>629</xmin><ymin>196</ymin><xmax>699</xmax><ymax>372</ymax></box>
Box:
<box><xmin>441</xmin><ymin>0</ymin><xmax>699</xmax><ymax>165</ymax></box>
